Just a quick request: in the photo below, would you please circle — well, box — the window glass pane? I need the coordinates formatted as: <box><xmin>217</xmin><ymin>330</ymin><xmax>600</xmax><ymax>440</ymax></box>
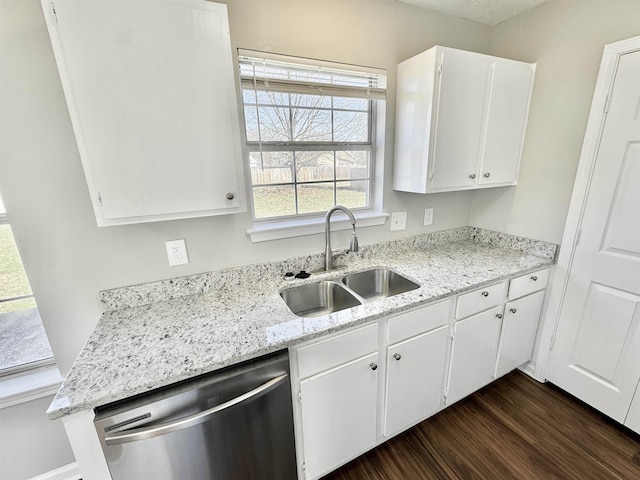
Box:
<box><xmin>257</xmin><ymin>91</ymin><xmax>289</xmax><ymax>106</ymax></box>
<box><xmin>336</xmin><ymin>180</ymin><xmax>368</xmax><ymax>209</ymax></box>
<box><xmin>250</xmin><ymin>152</ymin><xmax>294</xmax><ymax>185</ymax></box>
<box><xmin>0</xmin><ymin>304</ymin><xmax>53</xmax><ymax>371</ymax></box>
<box><xmin>291</xmin><ymin>94</ymin><xmax>331</xmax><ymax>109</ymax></box>
<box><xmin>0</xmin><ymin>225</ymin><xmax>32</xmax><ymax>303</ymax></box>
<box><xmin>292</xmin><ymin>108</ymin><xmax>332</xmax><ymax>142</ymax></box>
<box><xmin>258</xmin><ymin>107</ymin><xmax>292</xmax><ymax>142</ymax></box>
<box><xmin>333</xmin><ymin>97</ymin><xmax>368</xmax><ymax>111</ymax></box>
<box><xmin>336</xmin><ymin>151</ymin><xmax>369</xmax><ymax>179</ymax></box>
<box><xmin>242</xmin><ymin>89</ymin><xmax>257</xmax><ymax>105</ymax></box>
<box><xmin>297</xmin><ymin>183</ymin><xmax>335</xmax><ymax>214</ymax></box>
<box><xmin>244</xmin><ymin>106</ymin><xmax>260</xmax><ymax>141</ymax></box>
<box><xmin>333</xmin><ymin>110</ymin><xmax>368</xmax><ymax>142</ymax></box>
<box><xmin>296</xmin><ymin>151</ymin><xmax>334</xmax><ymax>183</ymax></box>
<box><xmin>253</xmin><ymin>185</ymin><xmax>296</xmax><ymax>219</ymax></box>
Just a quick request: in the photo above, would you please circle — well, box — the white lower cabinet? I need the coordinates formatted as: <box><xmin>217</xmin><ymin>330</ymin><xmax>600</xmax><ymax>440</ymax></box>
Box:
<box><xmin>446</xmin><ymin>305</ymin><xmax>503</xmax><ymax>404</ymax></box>
<box><xmin>384</xmin><ymin>300</ymin><xmax>451</xmax><ymax>436</ymax></box>
<box><xmin>625</xmin><ymin>382</ymin><xmax>640</xmax><ymax>434</ymax></box>
<box><xmin>299</xmin><ymin>352</ymin><xmax>379</xmax><ymax>479</ymax></box>
<box><xmin>495</xmin><ymin>290</ymin><xmax>546</xmax><ymax>378</ymax></box>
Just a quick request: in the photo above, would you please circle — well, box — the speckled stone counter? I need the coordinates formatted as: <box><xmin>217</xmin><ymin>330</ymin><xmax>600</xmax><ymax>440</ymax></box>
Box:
<box><xmin>47</xmin><ymin>227</ymin><xmax>556</xmax><ymax>420</ymax></box>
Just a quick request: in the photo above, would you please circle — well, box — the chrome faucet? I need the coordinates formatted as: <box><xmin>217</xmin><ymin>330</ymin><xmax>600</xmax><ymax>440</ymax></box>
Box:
<box><xmin>324</xmin><ymin>205</ymin><xmax>359</xmax><ymax>271</ymax></box>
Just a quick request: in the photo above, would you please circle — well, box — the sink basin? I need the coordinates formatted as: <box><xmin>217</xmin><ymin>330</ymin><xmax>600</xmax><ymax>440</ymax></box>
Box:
<box><xmin>280</xmin><ymin>281</ymin><xmax>361</xmax><ymax>317</ymax></box>
<box><xmin>341</xmin><ymin>268</ymin><xmax>420</xmax><ymax>300</ymax></box>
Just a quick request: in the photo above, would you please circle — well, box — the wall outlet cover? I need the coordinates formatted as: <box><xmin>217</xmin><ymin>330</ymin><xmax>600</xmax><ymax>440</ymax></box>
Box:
<box><xmin>390</xmin><ymin>211</ymin><xmax>407</xmax><ymax>231</ymax></box>
<box><xmin>165</xmin><ymin>239</ymin><xmax>189</xmax><ymax>266</ymax></box>
<box><xmin>424</xmin><ymin>208</ymin><xmax>434</xmax><ymax>226</ymax></box>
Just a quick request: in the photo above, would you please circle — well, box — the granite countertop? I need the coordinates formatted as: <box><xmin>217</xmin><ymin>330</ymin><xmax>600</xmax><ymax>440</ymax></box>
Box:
<box><xmin>47</xmin><ymin>227</ymin><xmax>557</xmax><ymax>420</ymax></box>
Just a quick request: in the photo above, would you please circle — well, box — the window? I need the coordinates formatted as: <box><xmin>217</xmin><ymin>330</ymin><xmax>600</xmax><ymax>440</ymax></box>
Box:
<box><xmin>238</xmin><ymin>51</ymin><xmax>386</xmax><ymax>222</ymax></box>
<box><xmin>0</xmin><ymin>194</ymin><xmax>54</xmax><ymax>376</ymax></box>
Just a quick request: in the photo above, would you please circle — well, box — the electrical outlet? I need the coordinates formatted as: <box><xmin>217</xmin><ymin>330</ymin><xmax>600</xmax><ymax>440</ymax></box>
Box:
<box><xmin>165</xmin><ymin>239</ymin><xmax>189</xmax><ymax>266</ymax></box>
<box><xmin>424</xmin><ymin>208</ymin><xmax>434</xmax><ymax>226</ymax></box>
<box><xmin>390</xmin><ymin>211</ymin><xmax>407</xmax><ymax>231</ymax></box>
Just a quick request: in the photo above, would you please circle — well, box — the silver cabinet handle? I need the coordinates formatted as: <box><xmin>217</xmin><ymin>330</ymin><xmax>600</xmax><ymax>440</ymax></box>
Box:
<box><xmin>483</xmin><ymin>172</ymin><xmax>491</xmax><ymax>178</ymax></box>
<box><xmin>393</xmin><ymin>353</ymin><xmax>402</xmax><ymax>361</ymax></box>
<box><xmin>481</xmin><ymin>291</ymin><xmax>489</xmax><ymax>297</ymax></box>
<box><xmin>531</xmin><ymin>275</ymin><xmax>538</xmax><ymax>281</ymax></box>
<box><xmin>226</xmin><ymin>192</ymin><xmax>235</xmax><ymax>200</ymax></box>
<box><xmin>469</xmin><ymin>174</ymin><xmax>477</xmax><ymax>179</ymax></box>
<box><xmin>104</xmin><ymin>372</ymin><xmax>288</xmax><ymax>445</ymax></box>
<box><xmin>370</xmin><ymin>363</ymin><xmax>378</xmax><ymax>371</ymax></box>
<box><xmin>510</xmin><ymin>308</ymin><xmax>517</xmax><ymax>314</ymax></box>
<box><xmin>496</xmin><ymin>313</ymin><xmax>503</xmax><ymax>319</ymax></box>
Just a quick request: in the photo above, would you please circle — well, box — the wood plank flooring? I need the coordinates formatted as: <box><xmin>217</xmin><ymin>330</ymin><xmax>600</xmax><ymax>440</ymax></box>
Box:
<box><xmin>323</xmin><ymin>372</ymin><xmax>640</xmax><ymax>480</ymax></box>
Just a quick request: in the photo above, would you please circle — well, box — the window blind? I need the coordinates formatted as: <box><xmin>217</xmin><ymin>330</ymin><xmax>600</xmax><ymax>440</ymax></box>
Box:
<box><xmin>238</xmin><ymin>50</ymin><xmax>387</xmax><ymax>100</ymax></box>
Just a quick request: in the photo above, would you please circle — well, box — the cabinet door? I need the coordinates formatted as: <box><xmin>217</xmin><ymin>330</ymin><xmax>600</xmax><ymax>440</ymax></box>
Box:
<box><xmin>300</xmin><ymin>353</ymin><xmax>378</xmax><ymax>479</ymax></box>
<box><xmin>43</xmin><ymin>0</ymin><xmax>244</xmax><ymax>225</ymax></box>
<box><xmin>384</xmin><ymin>325</ymin><xmax>448</xmax><ymax>436</ymax></box>
<box><xmin>430</xmin><ymin>48</ymin><xmax>489</xmax><ymax>190</ymax></box>
<box><xmin>479</xmin><ymin>61</ymin><xmax>534</xmax><ymax>186</ymax></box>
<box><xmin>495</xmin><ymin>291</ymin><xmax>545</xmax><ymax>378</ymax></box>
<box><xmin>447</xmin><ymin>306</ymin><xmax>503</xmax><ymax>404</ymax></box>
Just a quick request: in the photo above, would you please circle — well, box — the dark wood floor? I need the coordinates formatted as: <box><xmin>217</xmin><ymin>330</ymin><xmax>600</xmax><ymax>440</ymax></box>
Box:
<box><xmin>323</xmin><ymin>372</ymin><xmax>640</xmax><ymax>480</ymax></box>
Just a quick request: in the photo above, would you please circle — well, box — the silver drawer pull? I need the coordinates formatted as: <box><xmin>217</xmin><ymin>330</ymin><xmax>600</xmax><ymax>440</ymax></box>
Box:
<box><xmin>469</xmin><ymin>173</ymin><xmax>476</xmax><ymax>179</ymax></box>
<box><xmin>481</xmin><ymin>291</ymin><xmax>489</xmax><ymax>297</ymax></box>
<box><xmin>393</xmin><ymin>353</ymin><xmax>402</xmax><ymax>361</ymax></box>
<box><xmin>483</xmin><ymin>172</ymin><xmax>491</xmax><ymax>178</ymax></box>
<box><xmin>531</xmin><ymin>275</ymin><xmax>538</xmax><ymax>281</ymax></box>
<box><xmin>370</xmin><ymin>363</ymin><xmax>378</xmax><ymax>371</ymax></box>
<box><xmin>496</xmin><ymin>313</ymin><xmax>503</xmax><ymax>319</ymax></box>
<box><xmin>510</xmin><ymin>308</ymin><xmax>517</xmax><ymax>314</ymax></box>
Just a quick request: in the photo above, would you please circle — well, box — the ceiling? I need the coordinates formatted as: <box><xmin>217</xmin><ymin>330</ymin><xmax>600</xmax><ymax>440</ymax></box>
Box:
<box><xmin>397</xmin><ymin>0</ymin><xmax>551</xmax><ymax>26</ymax></box>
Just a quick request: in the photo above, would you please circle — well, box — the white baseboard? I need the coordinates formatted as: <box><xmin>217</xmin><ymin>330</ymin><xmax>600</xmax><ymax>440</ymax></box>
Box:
<box><xmin>29</xmin><ymin>463</ymin><xmax>81</xmax><ymax>480</ymax></box>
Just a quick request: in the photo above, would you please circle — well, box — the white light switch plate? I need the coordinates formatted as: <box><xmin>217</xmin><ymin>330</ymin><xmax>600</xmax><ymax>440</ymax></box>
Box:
<box><xmin>165</xmin><ymin>239</ymin><xmax>189</xmax><ymax>266</ymax></box>
<box><xmin>390</xmin><ymin>211</ymin><xmax>407</xmax><ymax>231</ymax></box>
<box><xmin>424</xmin><ymin>208</ymin><xmax>434</xmax><ymax>226</ymax></box>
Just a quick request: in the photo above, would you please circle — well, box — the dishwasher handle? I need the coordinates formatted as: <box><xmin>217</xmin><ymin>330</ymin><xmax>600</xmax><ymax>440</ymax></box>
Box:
<box><xmin>104</xmin><ymin>372</ymin><xmax>288</xmax><ymax>446</ymax></box>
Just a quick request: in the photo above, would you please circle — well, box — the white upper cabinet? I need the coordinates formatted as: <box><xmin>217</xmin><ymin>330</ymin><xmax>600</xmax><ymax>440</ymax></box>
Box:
<box><xmin>393</xmin><ymin>46</ymin><xmax>535</xmax><ymax>194</ymax></box>
<box><xmin>42</xmin><ymin>0</ymin><xmax>245</xmax><ymax>226</ymax></box>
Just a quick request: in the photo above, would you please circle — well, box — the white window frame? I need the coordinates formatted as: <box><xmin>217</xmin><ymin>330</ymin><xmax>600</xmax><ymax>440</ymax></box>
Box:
<box><xmin>239</xmin><ymin>51</ymin><xmax>388</xmax><ymax>242</ymax></box>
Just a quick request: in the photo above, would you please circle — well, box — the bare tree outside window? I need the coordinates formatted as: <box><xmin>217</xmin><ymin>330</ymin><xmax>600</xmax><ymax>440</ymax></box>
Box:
<box><xmin>243</xmin><ymin>90</ymin><xmax>372</xmax><ymax>219</ymax></box>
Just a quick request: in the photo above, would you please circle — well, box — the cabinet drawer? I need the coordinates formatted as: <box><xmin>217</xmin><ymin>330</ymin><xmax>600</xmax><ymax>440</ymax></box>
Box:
<box><xmin>388</xmin><ymin>300</ymin><xmax>450</xmax><ymax>344</ymax></box>
<box><xmin>297</xmin><ymin>323</ymin><xmax>378</xmax><ymax>380</ymax></box>
<box><xmin>455</xmin><ymin>282</ymin><xmax>507</xmax><ymax>319</ymax></box>
<box><xmin>508</xmin><ymin>268</ymin><xmax>549</xmax><ymax>300</ymax></box>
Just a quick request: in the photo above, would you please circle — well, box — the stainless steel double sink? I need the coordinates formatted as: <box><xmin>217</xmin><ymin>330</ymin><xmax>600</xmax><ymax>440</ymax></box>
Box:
<box><xmin>280</xmin><ymin>268</ymin><xmax>420</xmax><ymax>318</ymax></box>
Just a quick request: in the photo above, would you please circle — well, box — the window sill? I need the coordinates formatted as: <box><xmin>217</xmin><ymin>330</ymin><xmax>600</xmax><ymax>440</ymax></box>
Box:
<box><xmin>0</xmin><ymin>366</ymin><xmax>62</xmax><ymax>409</ymax></box>
<box><xmin>247</xmin><ymin>210</ymin><xmax>389</xmax><ymax>242</ymax></box>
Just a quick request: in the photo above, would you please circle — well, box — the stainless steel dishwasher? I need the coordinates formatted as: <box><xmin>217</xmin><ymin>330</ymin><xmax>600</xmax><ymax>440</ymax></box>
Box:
<box><xmin>94</xmin><ymin>350</ymin><xmax>297</xmax><ymax>479</ymax></box>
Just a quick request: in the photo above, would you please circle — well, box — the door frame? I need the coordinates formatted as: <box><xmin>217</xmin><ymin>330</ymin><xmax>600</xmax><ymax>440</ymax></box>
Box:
<box><xmin>535</xmin><ymin>35</ymin><xmax>640</xmax><ymax>382</ymax></box>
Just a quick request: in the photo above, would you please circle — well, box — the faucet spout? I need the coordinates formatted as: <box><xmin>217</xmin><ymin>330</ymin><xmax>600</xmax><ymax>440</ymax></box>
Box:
<box><xmin>324</xmin><ymin>205</ymin><xmax>359</xmax><ymax>272</ymax></box>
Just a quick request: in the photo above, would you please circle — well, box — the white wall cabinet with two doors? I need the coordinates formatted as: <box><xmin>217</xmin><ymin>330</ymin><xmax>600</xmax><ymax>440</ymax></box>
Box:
<box><xmin>394</xmin><ymin>46</ymin><xmax>535</xmax><ymax>194</ymax></box>
<box><xmin>290</xmin><ymin>268</ymin><xmax>550</xmax><ymax>480</ymax></box>
<box><xmin>42</xmin><ymin>0</ymin><xmax>246</xmax><ymax>226</ymax></box>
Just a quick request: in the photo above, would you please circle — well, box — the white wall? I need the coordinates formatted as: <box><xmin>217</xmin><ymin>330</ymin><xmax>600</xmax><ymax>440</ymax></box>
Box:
<box><xmin>0</xmin><ymin>396</ymin><xmax>75</xmax><ymax>480</ymax></box>
<box><xmin>472</xmin><ymin>0</ymin><xmax>640</xmax><ymax>244</ymax></box>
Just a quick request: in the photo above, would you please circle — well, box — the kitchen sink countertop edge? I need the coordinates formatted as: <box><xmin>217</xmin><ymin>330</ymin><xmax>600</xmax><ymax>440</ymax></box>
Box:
<box><xmin>47</xmin><ymin>227</ymin><xmax>557</xmax><ymax>420</ymax></box>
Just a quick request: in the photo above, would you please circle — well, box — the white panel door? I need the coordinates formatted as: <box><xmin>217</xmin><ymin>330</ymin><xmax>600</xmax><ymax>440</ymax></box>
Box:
<box><xmin>625</xmin><ymin>381</ymin><xmax>640</xmax><ymax>434</ymax></box>
<box><xmin>384</xmin><ymin>325</ymin><xmax>448</xmax><ymax>436</ymax></box>
<box><xmin>547</xmin><ymin>50</ymin><xmax>640</xmax><ymax>423</ymax></box>
<box><xmin>479</xmin><ymin>61</ymin><xmax>534</xmax><ymax>185</ymax></box>
<box><xmin>430</xmin><ymin>48</ymin><xmax>489</xmax><ymax>190</ymax></box>
<box><xmin>300</xmin><ymin>353</ymin><xmax>378</xmax><ymax>480</ymax></box>
<box><xmin>43</xmin><ymin>0</ymin><xmax>244</xmax><ymax>225</ymax></box>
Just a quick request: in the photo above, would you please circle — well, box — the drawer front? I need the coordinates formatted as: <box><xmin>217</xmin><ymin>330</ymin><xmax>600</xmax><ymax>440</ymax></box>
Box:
<box><xmin>455</xmin><ymin>282</ymin><xmax>507</xmax><ymax>319</ymax></box>
<box><xmin>508</xmin><ymin>268</ymin><xmax>550</xmax><ymax>300</ymax></box>
<box><xmin>297</xmin><ymin>323</ymin><xmax>378</xmax><ymax>379</ymax></box>
<box><xmin>388</xmin><ymin>300</ymin><xmax>451</xmax><ymax>344</ymax></box>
